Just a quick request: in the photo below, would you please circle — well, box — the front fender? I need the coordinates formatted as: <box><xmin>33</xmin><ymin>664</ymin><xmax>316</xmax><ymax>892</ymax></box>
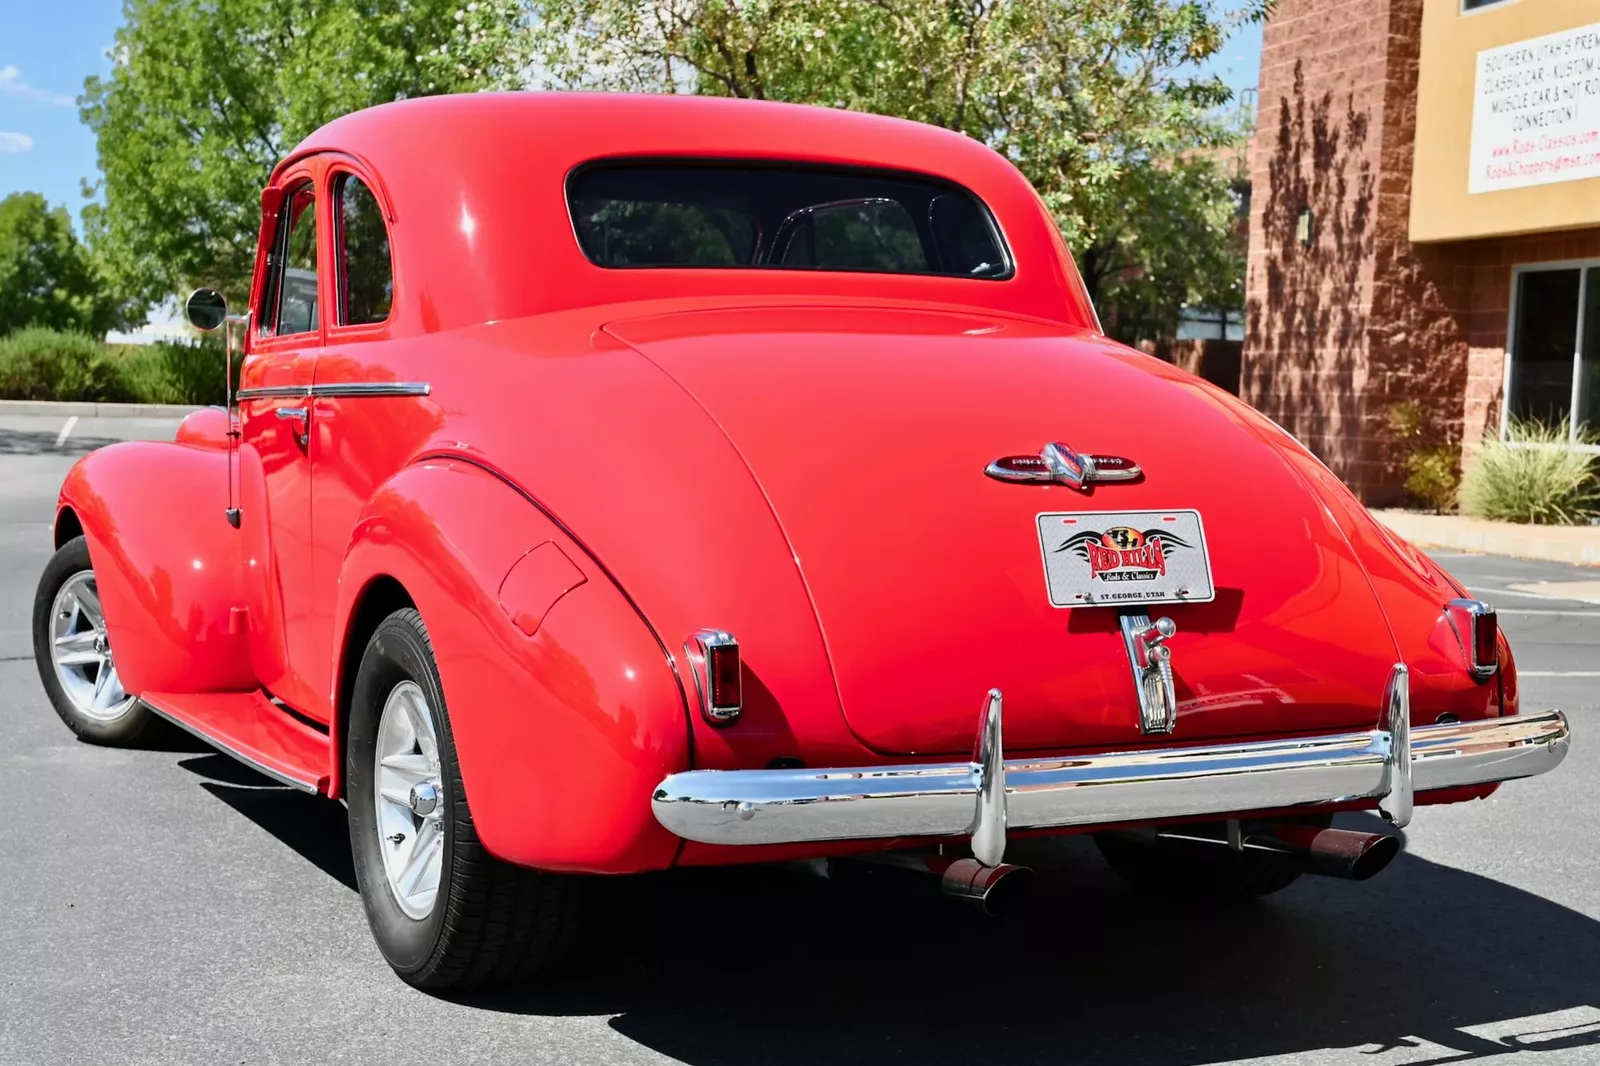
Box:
<box><xmin>332</xmin><ymin>458</ymin><xmax>688</xmax><ymax>873</ymax></box>
<box><xmin>57</xmin><ymin>442</ymin><xmax>253</xmax><ymax>694</ymax></box>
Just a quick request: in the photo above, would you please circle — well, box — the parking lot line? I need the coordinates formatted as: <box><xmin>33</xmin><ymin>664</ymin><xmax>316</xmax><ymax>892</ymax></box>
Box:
<box><xmin>54</xmin><ymin>416</ymin><xmax>78</xmax><ymax>447</ymax></box>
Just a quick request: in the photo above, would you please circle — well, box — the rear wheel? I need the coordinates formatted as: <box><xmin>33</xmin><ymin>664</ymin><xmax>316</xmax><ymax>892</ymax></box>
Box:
<box><xmin>346</xmin><ymin>607</ymin><xmax>582</xmax><ymax>990</ymax></box>
<box><xmin>32</xmin><ymin>536</ymin><xmax>154</xmax><ymax>746</ymax></box>
<box><xmin>1094</xmin><ymin>817</ymin><xmax>1333</xmax><ymax>901</ymax></box>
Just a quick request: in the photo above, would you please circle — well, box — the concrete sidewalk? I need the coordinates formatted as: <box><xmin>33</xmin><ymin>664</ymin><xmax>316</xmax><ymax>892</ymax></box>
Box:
<box><xmin>0</xmin><ymin>399</ymin><xmax>202</xmax><ymax>419</ymax></box>
<box><xmin>1374</xmin><ymin>509</ymin><xmax>1600</xmax><ymax>569</ymax></box>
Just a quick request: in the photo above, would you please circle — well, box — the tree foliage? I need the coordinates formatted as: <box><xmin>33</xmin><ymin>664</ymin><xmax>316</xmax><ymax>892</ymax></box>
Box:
<box><xmin>81</xmin><ymin>0</ymin><xmax>487</xmax><ymax>312</ymax></box>
<box><xmin>445</xmin><ymin>0</ymin><xmax>1260</xmax><ymax>341</ymax></box>
<box><xmin>0</xmin><ymin>192</ymin><xmax>122</xmax><ymax>337</ymax></box>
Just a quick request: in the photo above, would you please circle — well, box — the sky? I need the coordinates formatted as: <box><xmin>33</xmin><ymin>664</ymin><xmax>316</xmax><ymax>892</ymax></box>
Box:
<box><xmin>0</xmin><ymin>2</ymin><xmax>1264</xmax><ymax>229</ymax></box>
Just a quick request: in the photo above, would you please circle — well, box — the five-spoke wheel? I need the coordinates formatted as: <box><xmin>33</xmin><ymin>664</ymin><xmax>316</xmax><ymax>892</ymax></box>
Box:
<box><xmin>33</xmin><ymin>536</ymin><xmax>154</xmax><ymax>745</ymax></box>
<box><xmin>374</xmin><ymin>680</ymin><xmax>446</xmax><ymax>920</ymax></box>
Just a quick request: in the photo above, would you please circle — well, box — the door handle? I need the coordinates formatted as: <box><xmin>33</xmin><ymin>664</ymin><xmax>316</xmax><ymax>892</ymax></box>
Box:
<box><xmin>275</xmin><ymin>406</ymin><xmax>310</xmax><ymax>448</ymax></box>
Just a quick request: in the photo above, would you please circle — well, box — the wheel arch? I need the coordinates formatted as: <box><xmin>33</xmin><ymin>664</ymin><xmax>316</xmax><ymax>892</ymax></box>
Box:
<box><xmin>327</xmin><ymin>458</ymin><xmax>688</xmax><ymax>872</ymax></box>
<box><xmin>53</xmin><ymin>505</ymin><xmax>84</xmax><ymax>549</ymax></box>
<box><xmin>329</xmin><ymin>574</ymin><xmax>417</xmax><ymax>800</ymax></box>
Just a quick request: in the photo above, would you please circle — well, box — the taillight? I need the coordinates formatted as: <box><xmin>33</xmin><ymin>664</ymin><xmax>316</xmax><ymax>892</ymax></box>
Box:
<box><xmin>1446</xmin><ymin>599</ymin><xmax>1498</xmax><ymax>681</ymax></box>
<box><xmin>686</xmin><ymin>629</ymin><xmax>742</xmax><ymax>724</ymax></box>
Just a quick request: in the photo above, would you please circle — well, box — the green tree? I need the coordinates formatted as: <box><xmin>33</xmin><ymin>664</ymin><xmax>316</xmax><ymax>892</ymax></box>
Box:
<box><xmin>445</xmin><ymin>0</ymin><xmax>1261</xmax><ymax>342</ymax></box>
<box><xmin>81</xmin><ymin>0</ymin><xmax>488</xmax><ymax>308</ymax></box>
<box><xmin>0</xmin><ymin>192</ymin><xmax>121</xmax><ymax>336</ymax></box>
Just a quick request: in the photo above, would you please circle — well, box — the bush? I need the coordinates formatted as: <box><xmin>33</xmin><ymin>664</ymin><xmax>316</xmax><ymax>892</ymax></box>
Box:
<box><xmin>0</xmin><ymin>327</ymin><xmax>226</xmax><ymax>405</ymax></box>
<box><xmin>1404</xmin><ymin>447</ymin><xmax>1460</xmax><ymax>514</ymax></box>
<box><xmin>0</xmin><ymin>328</ymin><xmax>136</xmax><ymax>402</ymax></box>
<box><xmin>112</xmin><ymin>339</ymin><xmax>227</xmax><ymax>405</ymax></box>
<box><xmin>1459</xmin><ymin>418</ymin><xmax>1600</xmax><ymax>525</ymax></box>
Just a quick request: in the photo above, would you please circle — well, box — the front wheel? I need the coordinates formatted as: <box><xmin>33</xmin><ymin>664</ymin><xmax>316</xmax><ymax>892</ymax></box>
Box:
<box><xmin>346</xmin><ymin>607</ymin><xmax>582</xmax><ymax>990</ymax></box>
<box><xmin>32</xmin><ymin>535</ymin><xmax>154</xmax><ymax>746</ymax></box>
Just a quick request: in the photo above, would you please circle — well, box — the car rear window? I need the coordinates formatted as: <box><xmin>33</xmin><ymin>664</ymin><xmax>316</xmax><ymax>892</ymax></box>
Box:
<box><xmin>568</xmin><ymin>162</ymin><xmax>1011</xmax><ymax>279</ymax></box>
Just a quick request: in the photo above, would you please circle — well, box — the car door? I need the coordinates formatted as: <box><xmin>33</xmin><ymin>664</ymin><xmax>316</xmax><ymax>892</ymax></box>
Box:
<box><xmin>304</xmin><ymin>165</ymin><xmax>438</xmax><ymax>721</ymax></box>
<box><xmin>238</xmin><ymin>168</ymin><xmax>325</xmax><ymax>717</ymax></box>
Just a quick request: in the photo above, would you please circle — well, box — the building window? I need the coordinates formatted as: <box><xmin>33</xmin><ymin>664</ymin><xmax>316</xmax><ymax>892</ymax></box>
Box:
<box><xmin>1505</xmin><ymin>262</ymin><xmax>1600</xmax><ymax>446</ymax></box>
<box><xmin>1176</xmin><ymin>307</ymin><xmax>1245</xmax><ymax>342</ymax></box>
<box><xmin>1461</xmin><ymin>0</ymin><xmax>1514</xmax><ymax>10</ymax></box>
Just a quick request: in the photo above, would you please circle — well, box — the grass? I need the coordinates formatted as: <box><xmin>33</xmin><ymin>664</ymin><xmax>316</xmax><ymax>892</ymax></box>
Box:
<box><xmin>1458</xmin><ymin>417</ymin><xmax>1600</xmax><ymax>525</ymax></box>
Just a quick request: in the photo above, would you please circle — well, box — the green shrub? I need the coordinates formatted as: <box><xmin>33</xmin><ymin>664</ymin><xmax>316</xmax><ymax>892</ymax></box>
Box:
<box><xmin>1459</xmin><ymin>418</ymin><xmax>1600</xmax><ymax>525</ymax></box>
<box><xmin>0</xmin><ymin>328</ymin><xmax>136</xmax><ymax>402</ymax></box>
<box><xmin>1404</xmin><ymin>447</ymin><xmax>1459</xmax><ymax>514</ymax></box>
<box><xmin>110</xmin><ymin>339</ymin><xmax>227</xmax><ymax>405</ymax></box>
<box><xmin>0</xmin><ymin>327</ymin><xmax>228</xmax><ymax>405</ymax></box>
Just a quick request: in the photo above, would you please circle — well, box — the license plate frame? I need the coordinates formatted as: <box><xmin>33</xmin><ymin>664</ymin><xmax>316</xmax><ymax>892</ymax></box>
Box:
<box><xmin>1036</xmin><ymin>509</ymin><xmax>1215</xmax><ymax>609</ymax></box>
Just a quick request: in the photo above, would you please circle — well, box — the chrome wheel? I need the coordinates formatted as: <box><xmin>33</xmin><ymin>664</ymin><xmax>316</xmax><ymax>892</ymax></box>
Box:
<box><xmin>374</xmin><ymin>680</ymin><xmax>445</xmax><ymax>920</ymax></box>
<box><xmin>49</xmin><ymin>570</ymin><xmax>134</xmax><ymax>723</ymax></box>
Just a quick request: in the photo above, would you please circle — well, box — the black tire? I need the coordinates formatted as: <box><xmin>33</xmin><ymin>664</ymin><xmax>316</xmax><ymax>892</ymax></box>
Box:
<box><xmin>1094</xmin><ymin>817</ymin><xmax>1332</xmax><ymax>902</ymax></box>
<box><xmin>32</xmin><ymin>535</ymin><xmax>156</xmax><ymax>746</ymax></box>
<box><xmin>346</xmin><ymin>607</ymin><xmax>582</xmax><ymax>990</ymax></box>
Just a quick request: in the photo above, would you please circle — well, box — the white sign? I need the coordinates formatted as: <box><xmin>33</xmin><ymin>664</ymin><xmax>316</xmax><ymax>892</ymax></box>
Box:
<box><xmin>1469</xmin><ymin>21</ymin><xmax>1600</xmax><ymax>194</ymax></box>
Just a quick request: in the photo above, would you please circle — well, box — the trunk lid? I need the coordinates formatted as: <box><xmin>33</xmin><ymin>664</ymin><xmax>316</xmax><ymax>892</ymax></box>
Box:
<box><xmin>609</xmin><ymin>306</ymin><xmax>1399</xmax><ymax>756</ymax></box>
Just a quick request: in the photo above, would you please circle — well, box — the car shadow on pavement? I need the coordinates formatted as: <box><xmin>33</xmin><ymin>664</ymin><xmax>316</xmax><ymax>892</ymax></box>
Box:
<box><xmin>0</xmin><ymin>427</ymin><xmax>124</xmax><ymax>458</ymax></box>
<box><xmin>180</xmin><ymin>769</ymin><xmax>1600</xmax><ymax>1065</ymax></box>
<box><xmin>177</xmin><ymin>753</ymin><xmax>358</xmax><ymax>891</ymax></box>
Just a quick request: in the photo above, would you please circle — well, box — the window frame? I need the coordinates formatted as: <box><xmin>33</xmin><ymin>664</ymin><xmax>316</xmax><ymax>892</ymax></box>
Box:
<box><xmin>1501</xmin><ymin>258</ymin><xmax>1600</xmax><ymax>453</ymax></box>
<box><xmin>330</xmin><ymin>168</ymin><xmax>396</xmax><ymax>333</ymax></box>
<box><xmin>1460</xmin><ymin>0</ymin><xmax>1520</xmax><ymax>14</ymax></box>
<box><xmin>563</xmin><ymin>156</ymin><xmax>1015</xmax><ymax>282</ymax></box>
<box><xmin>255</xmin><ymin>178</ymin><xmax>323</xmax><ymax>344</ymax></box>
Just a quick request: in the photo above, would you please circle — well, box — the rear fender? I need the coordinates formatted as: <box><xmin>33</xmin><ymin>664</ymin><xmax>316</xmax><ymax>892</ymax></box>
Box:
<box><xmin>331</xmin><ymin>458</ymin><xmax>688</xmax><ymax>873</ymax></box>
<box><xmin>57</xmin><ymin>442</ymin><xmax>254</xmax><ymax>694</ymax></box>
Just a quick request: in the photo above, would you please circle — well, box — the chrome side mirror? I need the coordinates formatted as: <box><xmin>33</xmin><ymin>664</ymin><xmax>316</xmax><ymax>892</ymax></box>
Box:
<box><xmin>185</xmin><ymin>288</ymin><xmax>228</xmax><ymax>332</ymax></box>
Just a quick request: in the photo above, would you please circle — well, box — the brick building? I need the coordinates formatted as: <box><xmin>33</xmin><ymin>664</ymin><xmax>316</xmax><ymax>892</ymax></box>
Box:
<box><xmin>1242</xmin><ymin>0</ymin><xmax>1600</xmax><ymax>503</ymax></box>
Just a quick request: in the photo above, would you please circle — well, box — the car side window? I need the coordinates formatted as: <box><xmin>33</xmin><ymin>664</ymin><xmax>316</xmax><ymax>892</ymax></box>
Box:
<box><xmin>259</xmin><ymin>183</ymin><xmax>319</xmax><ymax>338</ymax></box>
<box><xmin>337</xmin><ymin>175</ymin><xmax>393</xmax><ymax>325</ymax></box>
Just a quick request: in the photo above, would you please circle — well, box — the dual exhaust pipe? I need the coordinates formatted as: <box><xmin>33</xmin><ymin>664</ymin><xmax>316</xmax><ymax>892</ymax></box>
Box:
<box><xmin>804</xmin><ymin>823</ymin><xmax>1401</xmax><ymax>916</ymax></box>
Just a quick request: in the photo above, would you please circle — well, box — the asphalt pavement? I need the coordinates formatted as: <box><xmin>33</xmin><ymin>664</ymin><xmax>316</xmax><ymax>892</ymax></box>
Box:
<box><xmin>1</xmin><ymin>411</ymin><xmax>1596</xmax><ymax>1066</ymax></box>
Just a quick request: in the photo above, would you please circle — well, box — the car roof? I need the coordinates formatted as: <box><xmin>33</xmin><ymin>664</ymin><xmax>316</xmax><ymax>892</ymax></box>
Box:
<box><xmin>280</xmin><ymin>93</ymin><xmax>1097</xmax><ymax>333</ymax></box>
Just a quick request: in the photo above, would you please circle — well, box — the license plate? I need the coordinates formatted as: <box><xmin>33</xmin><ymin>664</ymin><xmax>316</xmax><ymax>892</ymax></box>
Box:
<box><xmin>1036</xmin><ymin>509</ymin><xmax>1215</xmax><ymax>608</ymax></box>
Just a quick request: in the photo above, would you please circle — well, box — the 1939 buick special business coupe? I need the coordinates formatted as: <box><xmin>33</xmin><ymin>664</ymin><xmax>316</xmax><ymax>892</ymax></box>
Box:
<box><xmin>33</xmin><ymin>93</ymin><xmax>1570</xmax><ymax>989</ymax></box>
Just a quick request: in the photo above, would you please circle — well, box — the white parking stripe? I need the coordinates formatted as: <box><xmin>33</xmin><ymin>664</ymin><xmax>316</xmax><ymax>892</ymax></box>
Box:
<box><xmin>1468</xmin><ymin>585</ymin><xmax>1592</xmax><ymax>602</ymax></box>
<box><xmin>54</xmin><ymin>416</ymin><xmax>78</xmax><ymax>447</ymax></box>
<box><xmin>1496</xmin><ymin>608</ymin><xmax>1600</xmax><ymax>616</ymax></box>
<box><xmin>1520</xmin><ymin>671</ymin><xmax>1600</xmax><ymax>677</ymax></box>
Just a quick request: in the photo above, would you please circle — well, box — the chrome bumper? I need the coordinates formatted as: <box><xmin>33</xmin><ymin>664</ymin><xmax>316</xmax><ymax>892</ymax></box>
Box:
<box><xmin>651</xmin><ymin>684</ymin><xmax>1569</xmax><ymax>868</ymax></box>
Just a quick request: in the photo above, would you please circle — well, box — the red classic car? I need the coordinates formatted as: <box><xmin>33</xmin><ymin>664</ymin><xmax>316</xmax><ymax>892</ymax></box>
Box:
<box><xmin>34</xmin><ymin>93</ymin><xmax>1569</xmax><ymax>990</ymax></box>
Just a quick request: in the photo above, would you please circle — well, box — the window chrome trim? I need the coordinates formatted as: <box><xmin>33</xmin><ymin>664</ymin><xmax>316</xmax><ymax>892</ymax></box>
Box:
<box><xmin>235</xmin><ymin>381</ymin><xmax>430</xmax><ymax>401</ymax></box>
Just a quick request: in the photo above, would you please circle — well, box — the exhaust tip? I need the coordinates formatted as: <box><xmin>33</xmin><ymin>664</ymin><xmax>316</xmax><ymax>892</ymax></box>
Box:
<box><xmin>1346</xmin><ymin>832</ymin><xmax>1402</xmax><ymax>881</ymax></box>
<box><xmin>939</xmin><ymin>858</ymin><xmax>1034</xmax><ymax>917</ymax></box>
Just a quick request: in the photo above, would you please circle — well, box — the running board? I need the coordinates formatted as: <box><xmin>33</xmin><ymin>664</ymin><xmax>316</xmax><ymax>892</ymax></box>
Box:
<box><xmin>140</xmin><ymin>691</ymin><xmax>330</xmax><ymax>794</ymax></box>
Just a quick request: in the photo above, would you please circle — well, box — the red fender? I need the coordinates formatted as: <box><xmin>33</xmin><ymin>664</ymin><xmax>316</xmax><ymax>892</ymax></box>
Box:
<box><xmin>329</xmin><ymin>458</ymin><xmax>688</xmax><ymax>873</ymax></box>
<box><xmin>57</xmin><ymin>442</ymin><xmax>255</xmax><ymax>695</ymax></box>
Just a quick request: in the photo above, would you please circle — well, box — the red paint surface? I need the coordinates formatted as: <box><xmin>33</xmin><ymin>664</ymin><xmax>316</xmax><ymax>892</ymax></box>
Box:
<box><xmin>52</xmin><ymin>94</ymin><xmax>1516</xmax><ymax>873</ymax></box>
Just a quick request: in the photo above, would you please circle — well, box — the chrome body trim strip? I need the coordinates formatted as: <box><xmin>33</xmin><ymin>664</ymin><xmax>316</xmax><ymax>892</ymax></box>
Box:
<box><xmin>235</xmin><ymin>381</ymin><xmax>430</xmax><ymax>402</ymax></box>
<box><xmin>651</xmin><ymin>708</ymin><xmax>1568</xmax><ymax>849</ymax></box>
<box><xmin>235</xmin><ymin>385</ymin><xmax>311</xmax><ymax>401</ymax></box>
<box><xmin>312</xmin><ymin>381</ymin><xmax>432</xmax><ymax>398</ymax></box>
<box><xmin>138</xmin><ymin>698</ymin><xmax>321</xmax><ymax>793</ymax></box>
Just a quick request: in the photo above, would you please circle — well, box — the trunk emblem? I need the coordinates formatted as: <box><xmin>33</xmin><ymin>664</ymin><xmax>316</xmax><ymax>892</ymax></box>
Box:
<box><xmin>985</xmin><ymin>443</ymin><xmax>1141</xmax><ymax>490</ymax></box>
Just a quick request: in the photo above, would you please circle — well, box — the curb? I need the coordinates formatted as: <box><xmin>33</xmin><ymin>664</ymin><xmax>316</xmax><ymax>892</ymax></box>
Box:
<box><xmin>0</xmin><ymin>400</ymin><xmax>203</xmax><ymax>419</ymax></box>
<box><xmin>1374</xmin><ymin>509</ymin><xmax>1600</xmax><ymax>569</ymax></box>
